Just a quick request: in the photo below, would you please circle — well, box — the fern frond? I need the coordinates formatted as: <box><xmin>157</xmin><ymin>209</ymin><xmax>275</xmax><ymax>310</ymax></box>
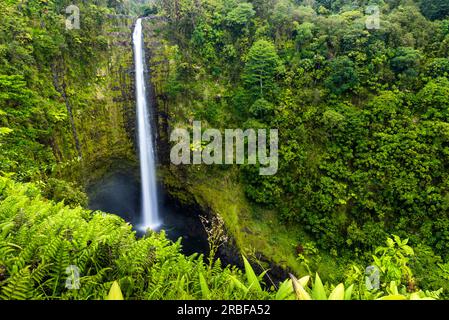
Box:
<box><xmin>0</xmin><ymin>267</ymin><xmax>34</xmax><ymax>300</ymax></box>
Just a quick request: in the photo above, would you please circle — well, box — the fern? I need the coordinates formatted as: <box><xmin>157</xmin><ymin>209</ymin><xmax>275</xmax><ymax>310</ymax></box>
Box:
<box><xmin>0</xmin><ymin>178</ymin><xmax>304</xmax><ymax>300</ymax></box>
<box><xmin>0</xmin><ymin>267</ymin><xmax>34</xmax><ymax>300</ymax></box>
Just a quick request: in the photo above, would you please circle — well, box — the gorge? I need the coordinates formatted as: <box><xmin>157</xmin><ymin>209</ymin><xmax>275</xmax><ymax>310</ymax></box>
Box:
<box><xmin>2</xmin><ymin>0</ymin><xmax>448</xmax><ymax>301</ymax></box>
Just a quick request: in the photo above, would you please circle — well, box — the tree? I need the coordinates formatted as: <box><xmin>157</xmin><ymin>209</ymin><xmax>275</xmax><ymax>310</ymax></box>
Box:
<box><xmin>294</xmin><ymin>21</ymin><xmax>314</xmax><ymax>49</ymax></box>
<box><xmin>425</xmin><ymin>58</ymin><xmax>449</xmax><ymax>79</ymax></box>
<box><xmin>249</xmin><ymin>97</ymin><xmax>275</xmax><ymax>120</ymax></box>
<box><xmin>242</xmin><ymin>39</ymin><xmax>283</xmax><ymax>100</ymax></box>
<box><xmin>420</xmin><ymin>0</ymin><xmax>449</xmax><ymax>21</ymax></box>
<box><xmin>249</xmin><ymin>0</ymin><xmax>276</xmax><ymax>18</ymax></box>
<box><xmin>325</xmin><ymin>56</ymin><xmax>359</xmax><ymax>95</ymax></box>
<box><xmin>390</xmin><ymin>47</ymin><xmax>421</xmax><ymax>76</ymax></box>
<box><xmin>417</xmin><ymin>77</ymin><xmax>449</xmax><ymax>120</ymax></box>
<box><xmin>225</xmin><ymin>2</ymin><xmax>255</xmax><ymax>28</ymax></box>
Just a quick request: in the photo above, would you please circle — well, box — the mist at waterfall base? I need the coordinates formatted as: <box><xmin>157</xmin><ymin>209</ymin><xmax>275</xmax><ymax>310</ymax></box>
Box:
<box><xmin>88</xmin><ymin>171</ymin><xmax>209</xmax><ymax>256</ymax></box>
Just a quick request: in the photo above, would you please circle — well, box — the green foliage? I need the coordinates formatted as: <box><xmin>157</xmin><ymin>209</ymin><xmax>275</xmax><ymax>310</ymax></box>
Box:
<box><xmin>198</xmin><ymin>271</ymin><xmax>211</xmax><ymax>299</ymax></box>
<box><xmin>290</xmin><ymin>274</ymin><xmax>353</xmax><ymax>300</ymax></box>
<box><xmin>325</xmin><ymin>56</ymin><xmax>359</xmax><ymax>94</ymax></box>
<box><xmin>0</xmin><ymin>178</ymin><xmax>444</xmax><ymax>300</ymax></box>
<box><xmin>242</xmin><ymin>39</ymin><xmax>283</xmax><ymax>101</ymax></box>
<box><xmin>41</xmin><ymin>178</ymin><xmax>88</xmax><ymax>208</ymax></box>
<box><xmin>372</xmin><ymin>236</ymin><xmax>414</xmax><ymax>286</ymax></box>
<box><xmin>420</xmin><ymin>0</ymin><xmax>449</xmax><ymax>20</ymax></box>
<box><xmin>249</xmin><ymin>98</ymin><xmax>275</xmax><ymax>120</ymax></box>
<box><xmin>343</xmin><ymin>236</ymin><xmax>443</xmax><ymax>300</ymax></box>
<box><xmin>153</xmin><ymin>0</ymin><xmax>449</xmax><ymax>296</ymax></box>
<box><xmin>0</xmin><ymin>177</ymin><xmax>289</xmax><ymax>300</ymax></box>
<box><xmin>225</xmin><ymin>2</ymin><xmax>256</xmax><ymax>28</ymax></box>
<box><xmin>0</xmin><ymin>267</ymin><xmax>33</xmax><ymax>300</ymax></box>
<box><xmin>0</xmin><ymin>0</ymin><xmax>136</xmax><ymax>186</ymax></box>
<box><xmin>242</xmin><ymin>255</ymin><xmax>263</xmax><ymax>292</ymax></box>
<box><xmin>289</xmin><ymin>236</ymin><xmax>442</xmax><ymax>301</ymax></box>
<box><xmin>425</xmin><ymin>58</ymin><xmax>449</xmax><ymax>79</ymax></box>
<box><xmin>391</xmin><ymin>47</ymin><xmax>421</xmax><ymax>77</ymax></box>
<box><xmin>0</xmin><ymin>177</ymin><xmax>276</xmax><ymax>300</ymax></box>
<box><xmin>107</xmin><ymin>281</ymin><xmax>124</xmax><ymax>300</ymax></box>
<box><xmin>410</xmin><ymin>244</ymin><xmax>449</xmax><ymax>297</ymax></box>
<box><xmin>417</xmin><ymin>77</ymin><xmax>449</xmax><ymax>119</ymax></box>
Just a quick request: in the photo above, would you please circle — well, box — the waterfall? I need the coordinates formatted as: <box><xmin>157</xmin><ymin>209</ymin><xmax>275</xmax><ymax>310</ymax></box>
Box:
<box><xmin>133</xmin><ymin>18</ymin><xmax>161</xmax><ymax>231</ymax></box>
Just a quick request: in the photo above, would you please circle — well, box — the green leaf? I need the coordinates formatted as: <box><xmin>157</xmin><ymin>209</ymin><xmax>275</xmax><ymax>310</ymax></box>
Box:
<box><xmin>402</xmin><ymin>245</ymin><xmax>414</xmax><ymax>256</ymax></box>
<box><xmin>298</xmin><ymin>275</ymin><xmax>310</xmax><ymax>287</ymax></box>
<box><xmin>328</xmin><ymin>283</ymin><xmax>345</xmax><ymax>300</ymax></box>
<box><xmin>199</xmin><ymin>272</ymin><xmax>211</xmax><ymax>300</ymax></box>
<box><xmin>106</xmin><ymin>281</ymin><xmax>124</xmax><ymax>300</ymax></box>
<box><xmin>243</xmin><ymin>256</ymin><xmax>262</xmax><ymax>292</ymax></box>
<box><xmin>410</xmin><ymin>292</ymin><xmax>422</xmax><ymax>300</ymax></box>
<box><xmin>275</xmin><ymin>279</ymin><xmax>294</xmax><ymax>300</ymax></box>
<box><xmin>312</xmin><ymin>273</ymin><xmax>327</xmax><ymax>300</ymax></box>
<box><xmin>378</xmin><ymin>294</ymin><xmax>407</xmax><ymax>300</ymax></box>
<box><xmin>229</xmin><ymin>275</ymin><xmax>249</xmax><ymax>294</ymax></box>
<box><xmin>0</xmin><ymin>127</ymin><xmax>13</xmax><ymax>136</ymax></box>
<box><xmin>344</xmin><ymin>284</ymin><xmax>354</xmax><ymax>301</ymax></box>
<box><xmin>386</xmin><ymin>237</ymin><xmax>395</xmax><ymax>248</ymax></box>
<box><xmin>290</xmin><ymin>274</ymin><xmax>312</xmax><ymax>300</ymax></box>
<box><xmin>389</xmin><ymin>281</ymin><xmax>399</xmax><ymax>295</ymax></box>
<box><xmin>392</xmin><ymin>235</ymin><xmax>402</xmax><ymax>245</ymax></box>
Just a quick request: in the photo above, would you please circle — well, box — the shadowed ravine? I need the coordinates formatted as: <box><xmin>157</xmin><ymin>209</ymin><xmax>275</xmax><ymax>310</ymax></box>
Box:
<box><xmin>87</xmin><ymin>170</ymin><xmax>209</xmax><ymax>256</ymax></box>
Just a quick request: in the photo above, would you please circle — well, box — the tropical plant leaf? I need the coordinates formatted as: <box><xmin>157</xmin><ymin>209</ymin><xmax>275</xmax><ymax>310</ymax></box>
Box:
<box><xmin>377</xmin><ymin>294</ymin><xmax>407</xmax><ymax>300</ymax></box>
<box><xmin>328</xmin><ymin>283</ymin><xmax>345</xmax><ymax>300</ymax></box>
<box><xmin>229</xmin><ymin>275</ymin><xmax>249</xmax><ymax>294</ymax></box>
<box><xmin>344</xmin><ymin>284</ymin><xmax>354</xmax><ymax>301</ymax></box>
<box><xmin>389</xmin><ymin>281</ymin><xmax>399</xmax><ymax>295</ymax></box>
<box><xmin>106</xmin><ymin>281</ymin><xmax>124</xmax><ymax>300</ymax></box>
<box><xmin>290</xmin><ymin>274</ymin><xmax>311</xmax><ymax>300</ymax></box>
<box><xmin>275</xmin><ymin>279</ymin><xmax>294</xmax><ymax>300</ymax></box>
<box><xmin>242</xmin><ymin>256</ymin><xmax>262</xmax><ymax>292</ymax></box>
<box><xmin>312</xmin><ymin>273</ymin><xmax>327</xmax><ymax>300</ymax></box>
<box><xmin>199</xmin><ymin>271</ymin><xmax>211</xmax><ymax>300</ymax></box>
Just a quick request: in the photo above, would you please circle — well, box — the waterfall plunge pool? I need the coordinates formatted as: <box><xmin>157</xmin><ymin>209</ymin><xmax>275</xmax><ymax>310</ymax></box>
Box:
<box><xmin>87</xmin><ymin>170</ymin><xmax>210</xmax><ymax>256</ymax></box>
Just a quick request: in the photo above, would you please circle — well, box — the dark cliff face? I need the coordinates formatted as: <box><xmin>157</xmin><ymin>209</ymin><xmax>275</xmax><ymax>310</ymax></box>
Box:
<box><xmin>142</xmin><ymin>17</ymin><xmax>171</xmax><ymax>166</ymax></box>
<box><xmin>51</xmin><ymin>15</ymin><xmax>139</xmax><ymax>186</ymax></box>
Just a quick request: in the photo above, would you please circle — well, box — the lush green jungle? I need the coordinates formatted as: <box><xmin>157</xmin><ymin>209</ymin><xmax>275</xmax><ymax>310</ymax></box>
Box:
<box><xmin>1</xmin><ymin>0</ymin><xmax>449</xmax><ymax>301</ymax></box>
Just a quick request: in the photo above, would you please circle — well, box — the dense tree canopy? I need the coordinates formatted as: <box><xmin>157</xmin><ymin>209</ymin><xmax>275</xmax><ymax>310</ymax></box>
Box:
<box><xmin>153</xmin><ymin>0</ymin><xmax>449</xmax><ymax>285</ymax></box>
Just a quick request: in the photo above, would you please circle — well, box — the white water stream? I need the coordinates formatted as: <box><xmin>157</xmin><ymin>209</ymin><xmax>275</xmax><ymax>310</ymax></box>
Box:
<box><xmin>133</xmin><ymin>18</ymin><xmax>161</xmax><ymax>230</ymax></box>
